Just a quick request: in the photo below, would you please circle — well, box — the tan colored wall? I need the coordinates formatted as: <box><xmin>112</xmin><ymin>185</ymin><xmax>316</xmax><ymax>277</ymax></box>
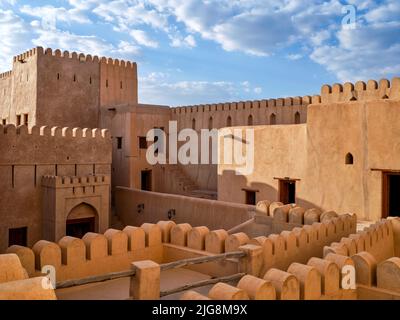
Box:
<box><xmin>6</xmin><ymin>225</ymin><xmax>163</xmax><ymax>282</ymax></box>
<box><xmin>171</xmin><ymin>99</ymin><xmax>308</xmax><ymax>191</ymax></box>
<box><xmin>218</xmin><ymin>124</ymin><xmax>308</xmax><ymax>206</ymax></box>
<box><xmin>42</xmin><ymin>175</ymin><xmax>111</xmax><ymax>241</ymax></box>
<box><xmin>218</xmin><ymin>78</ymin><xmax>400</xmax><ymax>221</ymax></box>
<box><xmin>0</xmin><ymin>49</ymin><xmax>38</xmax><ymax>126</ymax></box>
<box><xmin>36</xmin><ymin>48</ymin><xmax>99</xmax><ymax>128</ymax></box>
<box><xmin>115</xmin><ymin>187</ymin><xmax>254</xmax><ymax>231</ymax></box>
<box><xmin>0</xmin><ymin>71</ymin><xmax>13</xmax><ymax>123</ymax></box>
<box><xmin>100</xmin><ymin>104</ymin><xmax>171</xmax><ymax>197</ymax></box>
<box><xmin>0</xmin><ymin>124</ymin><xmax>112</xmax><ymax>252</ymax></box>
<box><xmin>0</xmin><ymin>47</ymin><xmax>139</xmax><ymax>130</ymax></box>
<box><xmin>100</xmin><ymin>57</ymin><xmax>137</xmax><ymax>108</ymax></box>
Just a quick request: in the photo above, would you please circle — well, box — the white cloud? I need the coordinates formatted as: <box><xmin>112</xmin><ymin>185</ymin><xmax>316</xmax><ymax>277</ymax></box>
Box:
<box><xmin>286</xmin><ymin>54</ymin><xmax>303</xmax><ymax>61</ymax></box>
<box><xmin>254</xmin><ymin>87</ymin><xmax>262</xmax><ymax>94</ymax></box>
<box><xmin>140</xmin><ymin>72</ymin><xmax>261</xmax><ymax>106</ymax></box>
<box><xmin>170</xmin><ymin>34</ymin><xmax>196</xmax><ymax>48</ymax></box>
<box><xmin>0</xmin><ymin>9</ymin><xmax>33</xmax><ymax>71</ymax></box>
<box><xmin>20</xmin><ymin>5</ymin><xmax>91</xmax><ymax>25</ymax></box>
<box><xmin>130</xmin><ymin>29</ymin><xmax>158</xmax><ymax>48</ymax></box>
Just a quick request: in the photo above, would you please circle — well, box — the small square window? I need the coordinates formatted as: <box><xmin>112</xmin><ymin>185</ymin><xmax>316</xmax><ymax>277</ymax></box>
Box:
<box><xmin>9</xmin><ymin>227</ymin><xmax>28</xmax><ymax>247</ymax></box>
<box><xmin>244</xmin><ymin>190</ymin><xmax>256</xmax><ymax>205</ymax></box>
<box><xmin>139</xmin><ymin>136</ymin><xmax>148</xmax><ymax>149</ymax></box>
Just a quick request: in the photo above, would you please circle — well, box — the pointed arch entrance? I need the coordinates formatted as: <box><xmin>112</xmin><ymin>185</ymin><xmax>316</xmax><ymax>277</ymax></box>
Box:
<box><xmin>66</xmin><ymin>203</ymin><xmax>98</xmax><ymax>238</ymax></box>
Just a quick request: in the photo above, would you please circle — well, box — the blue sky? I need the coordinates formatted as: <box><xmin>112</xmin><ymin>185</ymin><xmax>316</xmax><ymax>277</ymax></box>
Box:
<box><xmin>0</xmin><ymin>0</ymin><xmax>399</xmax><ymax>106</ymax></box>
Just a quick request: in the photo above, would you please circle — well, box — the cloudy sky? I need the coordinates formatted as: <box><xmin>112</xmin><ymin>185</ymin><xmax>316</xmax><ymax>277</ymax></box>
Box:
<box><xmin>0</xmin><ymin>0</ymin><xmax>399</xmax><ymax>106</ymax></box>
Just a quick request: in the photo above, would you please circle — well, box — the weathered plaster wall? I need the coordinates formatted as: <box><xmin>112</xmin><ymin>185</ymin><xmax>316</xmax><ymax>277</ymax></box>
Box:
<box><xmin>115</xmin><ymin>187</ymin><xmax>254</xmax><ymax>230</ymax></box>
<box><xmin>218</xmin><ymin>78</ymin><xmax>400</xmax><ymax>221</ymax></box>
<box><xmin>0</xmin><ymin>124</ymin><xmax>112</xmax><ymax>252</ymax></box>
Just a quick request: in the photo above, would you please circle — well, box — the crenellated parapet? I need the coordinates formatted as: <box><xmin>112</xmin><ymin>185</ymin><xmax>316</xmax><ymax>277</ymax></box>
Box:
<box><xmin>5</xmin><ymin>223</ymin><xmax>164</xmax><ymax>282</ymax></box>
<box><xmin>0</xmin><ymin>71</ymin><xmax>12</xmax><ymax>79</ymax></box>
<box><xmin>157</xmin><ymin>213</ymin><xmax>356</xmax><ymax>278</ymax></box>
<box><xmin>29</xmin><ymin>46</ymin><xmax>137</xmax><ymax>69</ymax></box>
<box><xmin>172</xmin><ymin>95</ymin><xmax>312</xmax><ymax>115</ymax></box>
<box><xmin>41</xmin><ymin>174</ymin><xmax>110</xmax><ymax>188</ymax></box>
<box><xmin>319</xmin><ymin>77</ymin><xmax>400</xmax><ymax>103</ymax></box>
<box><xmin>0</xmin><ymin>124</ymin><xmax>110</xmax><ymax>139</ymax></box>
<box><xmin>13</xmin><ymin>48</ymin><xmax>38</xmax><ymax>63</ymax></box>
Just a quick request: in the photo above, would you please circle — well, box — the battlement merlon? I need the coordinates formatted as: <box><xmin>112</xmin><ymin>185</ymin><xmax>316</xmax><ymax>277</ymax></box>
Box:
<box><xmin>12</xmin><ymin>47</ymin><xmax>137</xmax><ymax>69</ymax></box>
<box><xmin>171</xmin><ymin>76</ymin><xmax>400</xmax><ymax>114</ymax></box>
<box><xmin>0</xmin><ymin>124</ymin><xmax>111</xmax><ymax>139</ymax></box>
<box><xmin>0</xmin><ymin>71</ymin><xmax>12</xmax><ymax>79</ymax></box>
<box><xmin>319</xmin><ymin>77</ymin><xmax>400</xmax><ymax>103</ymax></box>
<box><xmin>41</xmin><ymin>174</ymin><xmax>111</xmax><ymax>188</ymax></box>
<box><xmin>172</xmin><ymin>96</ymin><xmax>312</xmax><ymax>114</ymax></box>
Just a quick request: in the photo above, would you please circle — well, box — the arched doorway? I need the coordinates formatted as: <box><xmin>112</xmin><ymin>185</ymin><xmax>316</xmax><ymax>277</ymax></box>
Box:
<box><xmin>66</xmin><ymin>203</ymin><xmax>98</xmax><ymax>238</ymax></box>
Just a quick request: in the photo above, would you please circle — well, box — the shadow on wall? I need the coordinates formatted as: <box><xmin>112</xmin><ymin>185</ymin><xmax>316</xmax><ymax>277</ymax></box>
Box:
<box><xmin>218</xmin><ymin>170</ymin><xmax>322</xmax><ymax>211</ymax></box>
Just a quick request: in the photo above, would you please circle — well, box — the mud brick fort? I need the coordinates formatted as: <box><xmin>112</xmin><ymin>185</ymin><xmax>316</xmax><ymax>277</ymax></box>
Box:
<box><xmin>0</xmin><ymin>47</ymin><xmax>400</xmax><ymax>300</ymax></box>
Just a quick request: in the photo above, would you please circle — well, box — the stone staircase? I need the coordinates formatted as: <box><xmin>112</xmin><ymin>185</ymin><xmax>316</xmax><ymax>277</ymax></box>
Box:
<box><xmin>167</xmin><ymin>164</ymin><xmax>198</xmax><ymax>194</ymax></box>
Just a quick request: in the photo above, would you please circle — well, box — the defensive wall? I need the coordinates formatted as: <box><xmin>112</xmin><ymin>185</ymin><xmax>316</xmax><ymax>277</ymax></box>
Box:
<box><xmin>0</xmin><ymin>124</ymin><xmax>112</xmax><ymax>252</ymax></box>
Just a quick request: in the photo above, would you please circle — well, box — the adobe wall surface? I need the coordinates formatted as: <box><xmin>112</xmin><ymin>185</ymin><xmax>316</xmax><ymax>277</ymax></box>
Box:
<box><xmin>100</xmin><ymin>57</ymin><xmax>138</xmax><ymax>108</ymax></box>
<box><xmin>0</xmin><ymin>49</ymin><xmax>38</xmax><ymax>126</ymax></box>
<box><xmin>5</xmin><ymin>224</ymin><xmax>163</xmax><ymax>282</ymax></box>
<box><xmin>218</xmin><ymin>78</ymin><xmax>400</xmax><ymax>221</ymax></box>
<box><xmin>100</xmin><ymin>104</ymin><xmax>171</xmax><ymax>196</ymax></box>
<box><xmin>115</xmin><ymin>187</ymin><xmax>254</xmax><ymax>231</ymax></box>
<box><xmin>36</xmin><ymin>48</ymin><xmax>100</xmax><ymax>128</ymax></box>
<box><xmin>42</xmin><ymin>175</ymin><xmax>111</xmax><ymax>241</ymax></box>
<box><xmin>218</xmin><ymin>123</ymin><xmax>307</xmax><ymax>206</ymax></box>
<box><xmin>0</xmin><ymin>47</ymin><xmax>139</xmax><ymax>130</ymax></box>
<box><xmin>0</xmin><ymin>124</ymin><xmax>112</xmax><ymax>252</ymax></box>
<box><xmin>0</xmin><ymin>71</ymin><xmax>13</xmax><ymax>122</ymax></box>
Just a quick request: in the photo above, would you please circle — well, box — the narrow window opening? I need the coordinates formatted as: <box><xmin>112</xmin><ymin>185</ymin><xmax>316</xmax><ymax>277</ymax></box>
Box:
<box><xmin>106</xmin><ymin>79</ymin><xmax>109</xmax><ymax>88</ymax></box>
<box><xmin>117</xmin><ymin>137</ymin><xmax>123</xmax><ymax>149</ymax></box>
<box><xmin>270</xmin><ymin>113</ymin><xmax>276</xmax><ymax>125</ymax></box>
<box><xmin>227</xmin><ymin>116</ymin><xmax>232</xmax><ymax>127</ymax></box>
<box><xmin>120</xmin><ymin>81</ymin><xmax>123</xmax><ymax>89</ymax></box>
<box><xmin>345</xmin><ymin>153</ymin><xmax>354</xmax><ymax>165</ymax></box>
<box><xmin>208</xmin><ymin>117</ymin><xmax>213</xmax><ymax>130</ymax></box>
<box><xmin>16</xmin><ymin>115</ymin><xmax>21</xmax><ymax>126</ymax></box>
<box><xmin>248</xmin><ymin>115</ymin><xmax>253</xmax><ymax>126</ymax></box>
<box><xmin>192</xmin><ymin>118</ymin><xmax>196</xmax><ymax>130</ymax></box>
<box><xmin>23</xmin><ymin>114</ymin><xmax>28</xmax><ymax>126</ymax></box>
<box><xmin>294</xmin><ymin>112</ymin><xmax>301</xmax><ymax>124</ymax></box>
<box><xmin>73</xmin><ymin>74</ymin><xmax>76</xmax><ymax>82</ymax></box>
<box><xmin>57</xmin><ymin>73</ymin><xmax>60</xmax><ymax>80</ymax></box>
<box><xmin>11</xmin><ymin>165</ymin><xmax>15</xmax><ymax>188</ymax></box>
<box><xmin>139</xmin><ymin>136</ymin><xmax>147</xmax><ymax>149</ymax></box>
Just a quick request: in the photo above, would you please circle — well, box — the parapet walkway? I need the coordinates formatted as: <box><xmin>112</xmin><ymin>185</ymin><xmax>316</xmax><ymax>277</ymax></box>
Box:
<box><xmin>55</xmin><ymin>268</ymin><xmax>214</xmax><ymax>300</ymax></box>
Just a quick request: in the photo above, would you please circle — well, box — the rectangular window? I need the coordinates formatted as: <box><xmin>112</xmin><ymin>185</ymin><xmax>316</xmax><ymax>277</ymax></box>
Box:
<box><xmin>2</xmin><ymin>119</ymin><xmax>6</xmax><ymax>125</ymax></box>
<box><xmin>382</xmin><ymin>172</ymin><xmax>400</xmax><ymax>218</ymax></box>
<box><xmin>117</xmin><ymin>137</ymin><xmax>123</xmax><ymax>150</ymax></box>
<box><xmin>244</xmin><ymin>190</ymin><xmax>257</xmax><ymax>205</ymax></box>
<box><xmin>8</xmin><ymin>227</ymin><xmax>28</xmax><ymax>247</ymax></box>
<box><xmin>16</xmin><ymin>115</ymin><xmax>21</xmax><ymax>126</ymax></box>
<box><xmin>141</xmin><ymin>170</ymin><xmax>152</xmax><ymax>191</ymax></box>
<box><xmin>139</xmin><ymin>136</ymin><xmax>148</xmax><ymax>149</ymax></box>
<box><xmin>278</xmin><ymin>179</ymin><xmax>296</xmax><ymax>204</ymax></box>
<box><xmin>24</xmin><ymin>114</ymin><xmax>28</xmax><ymax>126</ymax></box>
